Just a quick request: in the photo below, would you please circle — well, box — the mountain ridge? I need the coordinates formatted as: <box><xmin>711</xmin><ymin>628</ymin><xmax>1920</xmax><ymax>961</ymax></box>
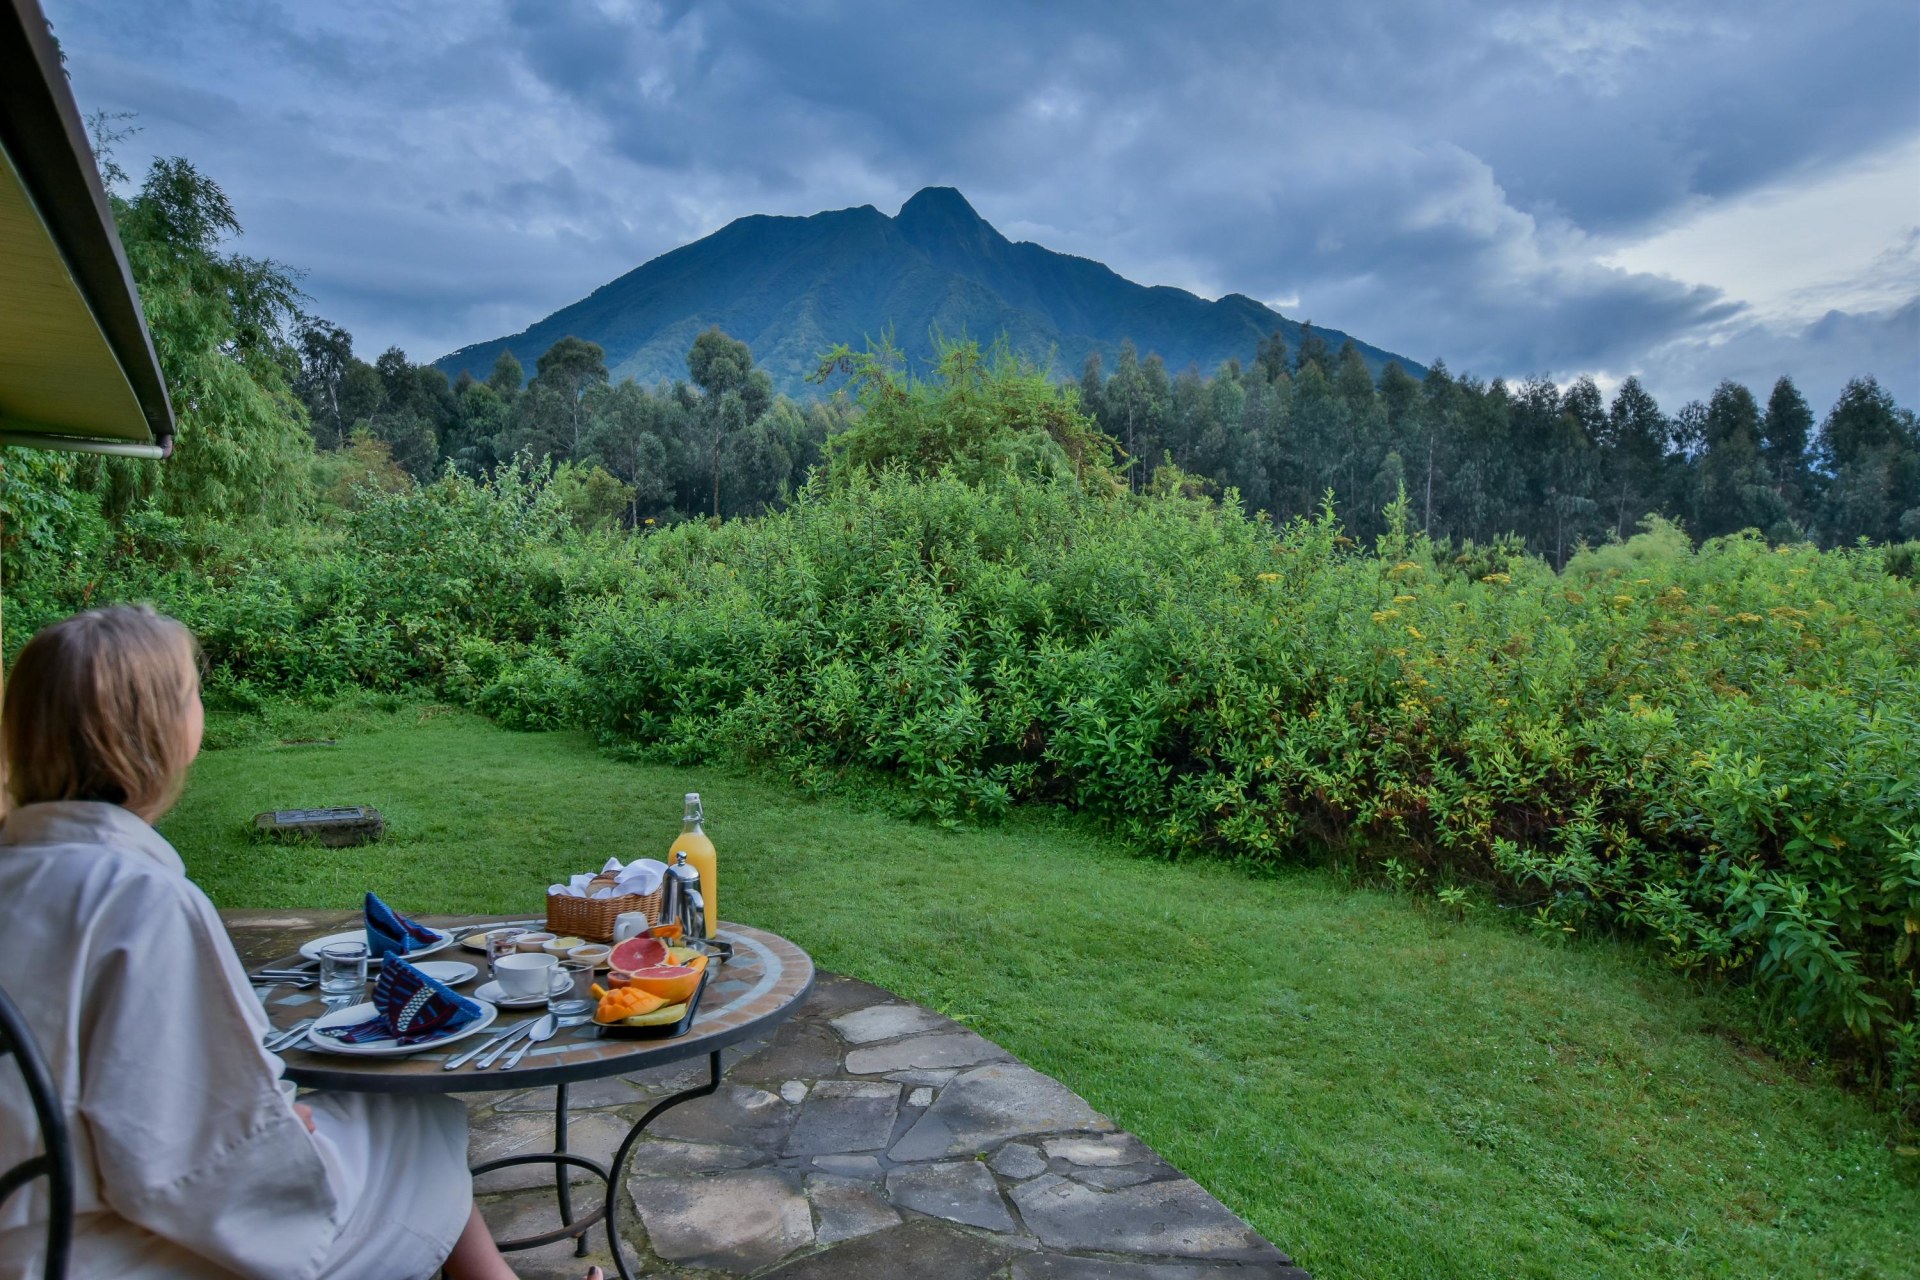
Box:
<box><xmin>435</xmin><ymin>188</ymin><xmax>1425</xmax><ymax>396</ymax></box>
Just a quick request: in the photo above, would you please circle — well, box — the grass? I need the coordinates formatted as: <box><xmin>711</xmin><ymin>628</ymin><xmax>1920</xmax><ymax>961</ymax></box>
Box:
<box><xmin>166</xmin><ymin>702</ymin><xmax>1917</xmax><ymax>1280</ymax></box>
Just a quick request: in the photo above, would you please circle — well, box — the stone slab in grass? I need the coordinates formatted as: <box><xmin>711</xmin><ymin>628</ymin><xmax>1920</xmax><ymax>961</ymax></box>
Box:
<box><xmin>889</xmin><ymin>1063</ymin><xmax>1114</xmax><ymax>1161</ymax></box>
<box><xmin>1009</xmin><ymin>1175</ymin><xmax>1286</xmax><ymax>1261</ymax></box>
<box><xmin>251</xmin><ymin>805</ymin><xmax>383</xmax><ymax>846</ymax></box>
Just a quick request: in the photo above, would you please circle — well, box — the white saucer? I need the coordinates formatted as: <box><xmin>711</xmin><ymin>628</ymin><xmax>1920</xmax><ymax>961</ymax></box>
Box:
<box><xmin>299</xmin><ymin>927</ymin><xmax>455</xmax><ymax>966</ymax></box>
<box><xmin>472</xmin><ymin>977</ymin><xmax>568</xmax><ymax>1009</ymax></box>
<box><xmin>303</xmin><ymin>999</ymin><xmax>498</xmax><ymax>1057</ymax></box>
<box><xmin>413</xmin><ymin>960</ymin><xmax>478</xmax><ymax>986</ymax></box>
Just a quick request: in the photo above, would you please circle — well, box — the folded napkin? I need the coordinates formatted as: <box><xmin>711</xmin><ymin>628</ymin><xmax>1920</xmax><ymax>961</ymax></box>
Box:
<box><xmin>547</xmin><ymin>856</ymin><xmax>667</xmax><ymax>899</ymax></box>
<box><xmin>364</xmin><ymin>891</ymin><xmax>442</xmax><ymax>960</ymax></box>
<box><xmin>317</xmin><ymin>957</ymin><xmax>484</xmax><ymax>1045</ymax></box>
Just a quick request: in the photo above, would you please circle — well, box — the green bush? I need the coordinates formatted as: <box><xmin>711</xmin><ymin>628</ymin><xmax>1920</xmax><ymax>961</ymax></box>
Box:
<box><xmin>8</xmin><ymin>456</ymin><xmax>1918</xmax><ymax>1119</ymax></box>
<box><xmin>564</xmin><ymin>476</ymin><xmax>1920</xmax><ymax>1115</ymax></box>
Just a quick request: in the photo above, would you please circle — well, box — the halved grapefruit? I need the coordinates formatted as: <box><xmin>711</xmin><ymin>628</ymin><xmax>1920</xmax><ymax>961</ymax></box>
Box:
<box><xmin>608</xmin><ymin>935</ymin><xmax>671</xmax><ymax>973</ymax></box>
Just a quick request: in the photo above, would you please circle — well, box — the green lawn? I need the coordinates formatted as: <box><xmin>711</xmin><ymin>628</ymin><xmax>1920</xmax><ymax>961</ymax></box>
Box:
<box><xmin>166</xmin><ymin>704</ymin><xmax>1915</xmax><ymax>1280</ymax></box>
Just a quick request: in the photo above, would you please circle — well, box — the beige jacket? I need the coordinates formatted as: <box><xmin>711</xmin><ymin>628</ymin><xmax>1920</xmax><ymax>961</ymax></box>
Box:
<box><xmin>0</xmin><ymin>802</ymin><xmax>341</xmax><ymax>1278</ymax></box>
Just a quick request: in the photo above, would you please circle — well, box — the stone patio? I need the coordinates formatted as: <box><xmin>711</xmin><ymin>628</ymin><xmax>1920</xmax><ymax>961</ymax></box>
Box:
<box><xmin>469</xmin><ymin>972</ymin><xmax>1308</xmax><ymax>1279</ymax></box>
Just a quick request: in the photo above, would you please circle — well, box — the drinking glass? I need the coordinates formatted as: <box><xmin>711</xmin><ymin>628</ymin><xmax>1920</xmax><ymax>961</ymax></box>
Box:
<box><xmin>549</xmin><ymin>959</ymin><xmax>595</xmax><ymax>1027</ymax></box>
<box><xmin>319</xmin><ymin>942</ymin><xmax>368</xmax><ymax>1003</ymax></box>
<box><xmin>486</xmin><ymin>929</ymin><xmax>528</xmax><ymax>980</ymax></box>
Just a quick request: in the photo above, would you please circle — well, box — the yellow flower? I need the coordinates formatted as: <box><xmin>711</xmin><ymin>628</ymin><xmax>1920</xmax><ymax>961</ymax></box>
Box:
<box><xmin>1480</xmin><ymin>572</ymin><xmax>1512</xmax><ymax>585</ymax></box>
<box><xmin>1732</xmin><ymin>612</ymin><xmax>1763</xmax><ymax>623</ymax></box>
<box><xmin>1612</xmin><ymin>595</ymin><xmax>1633</xmax><ymax>605</ymax></box>
<box><xmin>1371</xmin><ymin>609</ymin><xmax>1399</xmax><ymax>623</ymax></box>
<box><xmin>1393</xmin><ymin>594</ymin><xmax>1417</xmax><ymax>604</ymax></box>
<box><xmin>1406</xmin><ymin>626</ymin><xmax>1424</xmax><ymax>640</ymax></box>
<box><xmin>1256</xmin><ymin>572</ymin><xmax>1281</xmax><ymax>583</ymax></box>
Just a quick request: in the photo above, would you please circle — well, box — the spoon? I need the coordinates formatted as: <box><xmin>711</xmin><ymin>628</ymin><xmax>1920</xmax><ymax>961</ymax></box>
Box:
<box><xmin>499</xmin><ymin>1013</ymin><xmax>557</xmax><ymax>1070</ymax></box>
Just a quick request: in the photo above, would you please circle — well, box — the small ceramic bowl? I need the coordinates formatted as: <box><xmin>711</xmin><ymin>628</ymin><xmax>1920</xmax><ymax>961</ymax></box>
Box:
<box><xmin>568</xmin><ymin>943</ymin><xmax>612</xmax><ymax>968</ymax></box>
<box><xmin>541</xmin><ymin>935</ymin><xmax>586</xmax><ymax>957</ymax></box>
<box><xmin>513</xmin><ymin>932</ymin><xmax>556</xmax><ymax>953</ymax></box>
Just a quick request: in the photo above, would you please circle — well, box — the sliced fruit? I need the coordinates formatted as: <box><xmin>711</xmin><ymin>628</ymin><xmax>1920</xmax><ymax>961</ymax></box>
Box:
<box><xmin>622</xmin><ymin>1002</ymin><xmax>688</xmax><ymax>1026</ymax></box>
<box><xmin>608</xmin><ymin>935</ymin><xmax>671</xmax><ymax>973</ymax></box>
<box><xmin>622</xmin><ymin>954</ymin><xmax>707</xmax><ymax>1003</ymax></box>
<box><xmin>666</xmin><ymin>946</ymin><xmax>706</xmax><ymax>965</ymax></box>
<box><xmin>594</xmin><ymin>987</ymin><xmax>668</xmax><ymax>1023</ymax></box>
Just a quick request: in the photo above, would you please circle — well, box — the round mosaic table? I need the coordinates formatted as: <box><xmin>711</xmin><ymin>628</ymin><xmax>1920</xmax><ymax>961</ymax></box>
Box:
<box><xmin>255</xmin><ymin>919</ymin><xmax>814</xmax><ymax>1280</ymax></box>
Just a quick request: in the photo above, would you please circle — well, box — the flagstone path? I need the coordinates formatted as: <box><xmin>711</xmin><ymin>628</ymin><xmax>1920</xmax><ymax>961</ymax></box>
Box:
<box><xmin>470</xmin><ymin>971</ymin><xmax>1307</xmax><ymax>1279</ymax></box>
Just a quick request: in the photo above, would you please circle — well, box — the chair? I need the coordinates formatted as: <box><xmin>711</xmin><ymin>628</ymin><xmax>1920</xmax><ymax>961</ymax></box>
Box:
<box><xmin>0</xmin><ymin>983</ymin><xmax>72</xmax><ymax>1280</ymax></box>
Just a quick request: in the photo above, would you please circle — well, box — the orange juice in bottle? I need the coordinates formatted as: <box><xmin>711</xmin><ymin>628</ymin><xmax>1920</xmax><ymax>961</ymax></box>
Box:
<box><xmin>668</xmin><ymin>792</ymin><xmax>718</xmax><ymax>938</ymax></box>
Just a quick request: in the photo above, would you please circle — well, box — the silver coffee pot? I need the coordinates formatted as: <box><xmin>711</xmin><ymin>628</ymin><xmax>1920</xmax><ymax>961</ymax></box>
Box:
<box><xmin>661</xmin><ymin>851</ymin><xmax>708</xmax><ymax>944</ymax></box>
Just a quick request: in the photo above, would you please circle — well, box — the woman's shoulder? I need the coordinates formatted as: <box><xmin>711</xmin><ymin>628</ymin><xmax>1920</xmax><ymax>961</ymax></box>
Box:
<box><xmin>0</xmin><ymin>801</ymin><xmax>187</xmax><ymax>873</ymax></box>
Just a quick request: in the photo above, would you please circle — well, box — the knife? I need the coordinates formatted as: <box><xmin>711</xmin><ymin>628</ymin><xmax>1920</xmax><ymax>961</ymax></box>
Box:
<box><xmin>499</xmin><ymin>1013</ymin><xmax>557</xmax><ymax>1070</ymax></box>
<box><xmin>443</xmin><ymin>1017</ymin><xmax>538</xmax><ymax>1071</ymax></box>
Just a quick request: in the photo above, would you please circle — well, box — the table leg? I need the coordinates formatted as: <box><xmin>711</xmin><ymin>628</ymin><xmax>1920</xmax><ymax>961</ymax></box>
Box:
<box><xmin>553</xmin><ymin>1081</ymin><xmax>589</xmax><ymax>1257</ymax></box>
<box><xmin>603</xmin><ymin>1050</ymin><xmax>723</xmax><ymax>1280</ymax></box>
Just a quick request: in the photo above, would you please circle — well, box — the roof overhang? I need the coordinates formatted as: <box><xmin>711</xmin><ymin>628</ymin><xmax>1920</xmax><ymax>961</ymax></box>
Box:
<box><xmin>0</xmin><ymin>0</ymin><xmax>173</xmax><ymax>459</ymax></box>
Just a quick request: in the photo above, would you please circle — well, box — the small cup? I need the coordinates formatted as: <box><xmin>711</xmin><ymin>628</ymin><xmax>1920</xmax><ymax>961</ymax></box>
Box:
<box><xmin>513</xmin><ymin>932</ymin><xmax>556</xmax><ymax>953</ymax></box>
<box><xmin>568</xmin><ymin>944</ymin><xmax>611</xmax><ymax>968</ymax></box>
<box><xmin>495</xmin><ymin>952</ymin><xmax>559</xmax><ymax>999</ymax></box>
<box><xmin>486</xmin><ymin>929</ymin><xmax>528</xmax><ymax>977</ymax></box>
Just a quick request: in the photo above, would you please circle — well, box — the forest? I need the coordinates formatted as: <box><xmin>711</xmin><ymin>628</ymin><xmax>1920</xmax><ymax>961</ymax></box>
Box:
<box><xmin>294</xmin><ymin>308</ymin><xmax>1917</xmax><ymax>565</ymax></box>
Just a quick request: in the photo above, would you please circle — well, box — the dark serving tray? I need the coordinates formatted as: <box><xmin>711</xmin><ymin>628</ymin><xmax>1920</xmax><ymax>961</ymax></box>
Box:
<box><xmin>592</xmin><ymin>967</ymin><xmax>711</xmax><ymax>1040</ymax></box>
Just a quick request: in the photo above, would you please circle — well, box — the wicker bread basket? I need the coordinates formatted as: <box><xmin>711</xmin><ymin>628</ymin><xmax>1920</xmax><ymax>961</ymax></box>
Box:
<box><xmin>546</xmin><ymin>889</ymin><xmax>663</xmax><ymax>943</ymax></box>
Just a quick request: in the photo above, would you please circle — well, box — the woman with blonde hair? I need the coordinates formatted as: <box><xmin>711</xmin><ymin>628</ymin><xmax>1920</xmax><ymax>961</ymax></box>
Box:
<box><xmin>0</xmin><ymin>606</ymin><xmax>598</xmax><ymax>1279</ymax></box>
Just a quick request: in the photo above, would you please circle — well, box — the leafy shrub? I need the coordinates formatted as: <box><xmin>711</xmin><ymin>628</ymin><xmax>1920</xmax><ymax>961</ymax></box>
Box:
<box><xmin>9</xmin><ymin>457</ymin><xmax>1918</xmax><ymax>1120</ymax></box>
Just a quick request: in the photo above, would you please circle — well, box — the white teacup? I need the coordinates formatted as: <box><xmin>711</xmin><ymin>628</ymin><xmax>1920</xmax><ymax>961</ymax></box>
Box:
<box><xmin>495</xmin><ymin>951</ymin><xmax>560</xmax><ymax>998</ymax></box>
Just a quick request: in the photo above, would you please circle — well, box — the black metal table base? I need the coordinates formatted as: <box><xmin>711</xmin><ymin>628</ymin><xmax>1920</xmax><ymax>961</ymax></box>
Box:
<box><xmin>469</xmin><ymin>1050</ymin><xmax>724</xmax><ymax>1279</ymax></box>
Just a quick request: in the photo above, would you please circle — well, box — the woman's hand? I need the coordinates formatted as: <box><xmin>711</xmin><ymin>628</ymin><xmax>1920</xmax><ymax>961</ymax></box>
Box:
<box><xmin>294</xmin><ymin>1103</ymin><xmax>315</xmax><ymax>1133</ymax></box>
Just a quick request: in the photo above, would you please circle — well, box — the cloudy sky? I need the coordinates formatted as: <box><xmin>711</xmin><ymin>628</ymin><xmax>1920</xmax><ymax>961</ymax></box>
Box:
<box><xmin>47</xmin><ymin>0</ymin><xmax>1920</xmax><ymax>412</ymax></box>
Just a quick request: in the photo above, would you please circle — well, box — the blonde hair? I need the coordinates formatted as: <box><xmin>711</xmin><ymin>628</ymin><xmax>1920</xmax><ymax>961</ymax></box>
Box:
<box><xmin>2</xmin><ymin>605</ymin><xmax>201</xmax><ymax>816</ymax></box>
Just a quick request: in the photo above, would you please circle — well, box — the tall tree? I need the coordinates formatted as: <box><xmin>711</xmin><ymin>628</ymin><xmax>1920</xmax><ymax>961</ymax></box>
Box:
<box><xmin>94</xmin><ymin>156</ymin><xmax>313</xmax><ymax>521</ymax></box>
<box><xmin>1761</xmin><ymin>376</ymin><xmax>1818</xmax><ymax>534</ymax></box>
<box><xmin>488</xmin><ymin>349</ymin><xmax>525</xmax><ymax>398</ymax></box>
<box><xmin>1602</xmin><ymin>377</ymin><xmax>1667</xmax><ymax>539</ymax></box>
<box><xmin>531</xmin><ymin>336</ymin><xmax>610</xmax><ymax>458</ymax></box>
<box><xmin>687</xmin><ymin>327</ymin><xmax>772</xmax><ymax>516</ymax></box>
<box><xmin>1816</xmin><ymin>377</ymin><xmax>1920</xmax><ymax>545</ymax></box>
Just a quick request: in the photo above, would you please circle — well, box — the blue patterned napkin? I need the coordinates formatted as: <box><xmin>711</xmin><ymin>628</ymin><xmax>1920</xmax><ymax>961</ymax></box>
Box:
<box><xmin>363</xmin><ymin>891</ymin><xmax>442</xmax><ymax>960</ymax></box>
<box><xmin>318</xmin><ymin>957</ymin><xmax>485</xmax><ymax>1046</ymax></box>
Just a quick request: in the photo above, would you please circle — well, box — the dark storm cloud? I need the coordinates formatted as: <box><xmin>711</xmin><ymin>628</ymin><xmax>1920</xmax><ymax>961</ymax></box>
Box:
<box><xmin>44</xmin><ymin>0</ymin><xmax>1920</xmax><ymax>407</ymax></box>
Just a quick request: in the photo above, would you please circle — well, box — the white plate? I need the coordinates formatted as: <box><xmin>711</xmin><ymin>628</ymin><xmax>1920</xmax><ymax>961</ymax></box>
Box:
<box><xmin>303</xmin><ymin>999</ymin><xmax>498</xmax><ymax>1057</ymax></box>
<box><xmin>472</xmin><ymin>977</ymin><xmax>569</xmax><ymax>1009</ymax></box>
<box><xmin>413</xmin><ymin>960</ymin><xmax>478</xmax><ymax>986</ymax></box>
<box><xmin>299</xmin><ymin>927</ymin><xmax>455</xmax><ymax>965</ymax></box>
